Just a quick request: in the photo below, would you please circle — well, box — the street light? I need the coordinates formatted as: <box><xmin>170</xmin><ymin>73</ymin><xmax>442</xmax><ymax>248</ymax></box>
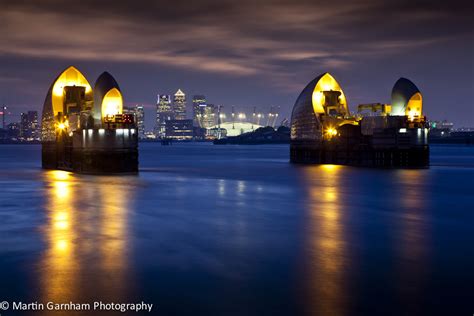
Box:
<box><xmin>56</xmin><ymin>119</ymin><xmax>69</xmax><ymax>132</ymax></box>
<box><xmin>325</xmin><ymin>127</ymin><xmax>338</xmax><ymax>139</ymax></box>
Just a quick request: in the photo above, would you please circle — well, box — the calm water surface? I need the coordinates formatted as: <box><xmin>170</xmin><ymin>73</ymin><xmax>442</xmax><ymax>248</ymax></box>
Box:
<box><xmin>0</xmin><ymin>143</ymin><xmax>473</xmax><ymax>315</ymax></box>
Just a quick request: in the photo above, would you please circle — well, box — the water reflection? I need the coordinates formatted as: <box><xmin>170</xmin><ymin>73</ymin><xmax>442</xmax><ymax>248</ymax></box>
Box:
<box><xmin>97</xmin><ymin>177</ymin><xmax>130</xmax><ymax>301</ymax></box>
<box><xmin>40</xmin><ymin>171</ymin><xmax>135</xmax><ymax>311</ymax></box>
<box><xmin>395</xmin><ymin>169</ymin><xmax>430</xmax><ymax>314</ymax></box>
<box><xmin>218</xmin><ymin>179</ymin><xmax>226</xmax><ymax>196</ymax></box>
<box><xmin>42</xmin><ymin>171</ymin><xmax>78</xmax><ymax>303</ymax></box>
<box><xmin>302</xmin><ymin>165</ymin><xmax>348</xmax><ymax>316</ymax></box>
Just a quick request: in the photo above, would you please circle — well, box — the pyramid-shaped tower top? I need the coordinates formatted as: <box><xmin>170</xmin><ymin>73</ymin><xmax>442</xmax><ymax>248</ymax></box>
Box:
<box><xmin>175</xmin><ymin>89</ymin><xmax>185</xmax><ymax>96</ymax></box>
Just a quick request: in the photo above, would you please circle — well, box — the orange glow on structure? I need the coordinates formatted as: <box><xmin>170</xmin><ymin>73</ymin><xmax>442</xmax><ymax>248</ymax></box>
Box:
<box><xmin>101</xmin><ymin>88</ymin><xmax>123</xmax><ymax>118</ymax></box>
<box><xmin>325</xmin><ymin>127</ymin><xmax>338</xmax><ymax>138</ymax></box>
<box><xmin>56</xmin><ymin>119</ymin><xmax>68</xmax><ymax>131</ymax></box>
<box><xmin>311</xmin><ymin>73</ymin><xmax>348</xmax><ymax>116</ymax></box>
<box><xmin>51</xmin><ymin>66</ymin><xmax>92</xmax><ymax>116</ymax></box>
<box><xmin>406</xmin><ymin>92</ymin><xmax>422</xmax><ymax>121</ymax></box>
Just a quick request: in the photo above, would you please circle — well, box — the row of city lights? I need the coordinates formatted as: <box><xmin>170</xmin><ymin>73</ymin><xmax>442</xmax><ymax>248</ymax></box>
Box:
<box><xmin>195</xmin><ymin>112</ymin><xmax>278</xmax><ymax>120</ymax></box>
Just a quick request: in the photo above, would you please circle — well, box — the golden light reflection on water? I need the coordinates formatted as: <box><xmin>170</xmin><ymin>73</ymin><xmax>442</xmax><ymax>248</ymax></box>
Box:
<box><xmin>42</xmin><ymin>171</ymin><xmax>78</xmax><ymax>303</ymax></box>
<box><xmin>303</xmin><ymin>164</ymin><xmax>348</xmax><ymax>316</ymax></box>
<box><xmin>41</xmin><ymin>171</ymin><xmax>133</xmax><ymax>310</ymax></box>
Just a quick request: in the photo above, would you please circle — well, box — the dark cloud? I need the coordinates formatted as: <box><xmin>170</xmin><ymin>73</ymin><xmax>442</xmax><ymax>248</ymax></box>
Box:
<box><xmin>0</xmin><ymin>0</ymin><xmax>473</xmax><ymax>127</ymax></box>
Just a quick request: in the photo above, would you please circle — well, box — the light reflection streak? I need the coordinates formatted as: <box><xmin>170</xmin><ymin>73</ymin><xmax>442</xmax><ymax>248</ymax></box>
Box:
<box><xmin>237</xmin><ymin>180</ymin><xmax>245</xmax><ymax>194</ymax></box>
<box><xmin>97</xmin><ymin>177</ymin><xmax>130</xmax><ymax>301</ymax></box>
<box><xmin>40</xmin><ymin>171</ymin><xmax>133</xmax><ymax>308</ymax></box>
<box><xmin>303</xmin><ymin>164</ymin><xmax>348</xmax><ymax>316</ymax></box>
<box><xmin>218</xmin><ymin>179</ymin><xmax>226</xmax><ymax>196</ymax></box>
<box><xmin>395</xmin><ymin>169</ymin><xmax>430</xmax><ymax>314</ymax></box>
<box><xmin>41</xmin><ymin>170</ymin><xmax>78</xmax><ymax>305</ymax></box>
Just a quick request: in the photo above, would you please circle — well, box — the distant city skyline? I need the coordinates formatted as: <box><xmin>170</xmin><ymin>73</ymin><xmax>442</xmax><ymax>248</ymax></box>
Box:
<box><xmin>0</xmin><ymin>99</ymin><xmax>290</xmax><ymax>136</ymax></box>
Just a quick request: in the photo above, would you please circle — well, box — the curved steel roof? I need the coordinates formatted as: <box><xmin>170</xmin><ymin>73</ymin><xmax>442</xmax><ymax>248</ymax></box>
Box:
<box><xmin>41</xmin><ymin>66</ymin><xmax>92</xmax><ymax>141</ymax></box>
<box><xmin>289</xmin><ymin>73</ymin><xmax>324</xmax><ymax>141</ymax></box>
<box><xmin>290</xmin><ymin>72</ymin><xmax>348</xmax><ymax>141</ymax></box>
<box><xmin>93</xmin><ymin>72</ymin><xmax>122</xmax><ymax>123</ymax></box>
<box><xmin>391</xmin><ymin>77</ymin><xmax>421</xmax><ymax>116</ymax></box>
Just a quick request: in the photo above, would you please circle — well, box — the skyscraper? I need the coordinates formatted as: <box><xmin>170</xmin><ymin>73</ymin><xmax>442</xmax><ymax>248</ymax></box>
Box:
<box><xmin>29</xmin><ymin>111</ymin><xmax>40</xmax><ymax>140</ymax></box>
<box><xmin>20</xmin><ymin>112</ymin><xmax>28</xmax><ymax>139</ymax></box>
<box><xmin>20</xmin><ymin>111</ymin><xmax>39</xmax><ymax>140</ymax></box>
<box><xmin>192</xmin><ymin>95</ymin><xmax>206</xmax><ymax>127</ymax></box>
<box><xmin>134</xmin><ymin>105</ymin><xmax>145</xmax><ymax>139</ymax></box>
<box><xmin>173</xmin><ymin>89</ymin><xmax>186</xmax><ymax>120</ymax></box>
<box><xmin>202</xmin><ymin>104</ymin><xmax>216</xmax><ymax>129</ymax></box>
<box><xmin>155</xmin><ymin>94</ymin><xmax>173</xmax><ymax>137</ymax></box>
<box><xmin>192</xmin><ymin>95</ymin><xmax>216</xmax><ymax>129</ymax></box>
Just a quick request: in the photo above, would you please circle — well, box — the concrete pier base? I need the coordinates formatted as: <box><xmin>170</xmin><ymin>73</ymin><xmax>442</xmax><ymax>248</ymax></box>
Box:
<box><xmin>42</xmin><ymin>128</ymin><xmax>138</xmax><ymax>174</ymax></box>
<box><xmin>290</xmin><ymin>142</ymin><xmax>429</xmax><ymax>168</ymax></box>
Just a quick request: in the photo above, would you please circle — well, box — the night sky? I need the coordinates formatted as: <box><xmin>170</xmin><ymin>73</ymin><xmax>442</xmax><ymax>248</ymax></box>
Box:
<box><xmin>1</xmin><ymin>0</ymin><xmax>473</xmax><ymax>128</ymax></box>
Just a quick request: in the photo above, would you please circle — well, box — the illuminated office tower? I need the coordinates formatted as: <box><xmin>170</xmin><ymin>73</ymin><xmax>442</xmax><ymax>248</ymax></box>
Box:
<box><xmin>202</xmin><ymin>104</ymin><xmax>216</xmax><ymax>129</ymax></box>
<box><xmin>20</xmin><ymin>111</ymin><xmax>39</xmax><ymax>140</ymax></box>
<box><xmin>29</xmin><ymin>111</ymin><xmax>40</xmax><ymax>140</ymax></box>
<box><xmin>155</xmin><ymin>94</ymin><xmax>173</xmax><ymax>137</ymax></box>
<box><xmin>192</xmin><ymin>95</ymin><xmax>216</xmax><ymax>129</ymax></box>
<box><xmin>173</xmin><ymin>89</ymin><xmax>186</xmax><ymax>120</ymax></box>
<box><xmin>192</xmin><ymin>95</ymin><xmax>206</xmax><ymax>127</ymax></box>
<box><xmin>134</xmin><ymin>105</ymin><xmax>145</xmax><ymax>139</ymax></box>
<box><xmin>20</xmin><ymin>112</ymin><xmax>29</xmax><ymax>139</ymax></box>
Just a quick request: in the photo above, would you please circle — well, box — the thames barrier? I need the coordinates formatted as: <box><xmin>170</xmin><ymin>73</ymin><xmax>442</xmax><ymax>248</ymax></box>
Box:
<box><xmin>41</xmin><ymin>66</ymin><xmax>138</xmax><ymax>173</ymax></box>
<box><xmin>40</xmin><ymin>67</ymin><xmax>428</xmax><ymax>172</ymax></box>
<box><xmin>290</xmin><ymin>73</ymin><xmax>429</xmax><ymax>167</ymax></box>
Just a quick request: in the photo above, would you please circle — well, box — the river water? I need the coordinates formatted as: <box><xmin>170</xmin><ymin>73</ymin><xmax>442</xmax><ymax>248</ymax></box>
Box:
<box><xmin>0</xmin><ymin>143</ymin><xmax>473</xmax><ymax>315</ymax></box>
